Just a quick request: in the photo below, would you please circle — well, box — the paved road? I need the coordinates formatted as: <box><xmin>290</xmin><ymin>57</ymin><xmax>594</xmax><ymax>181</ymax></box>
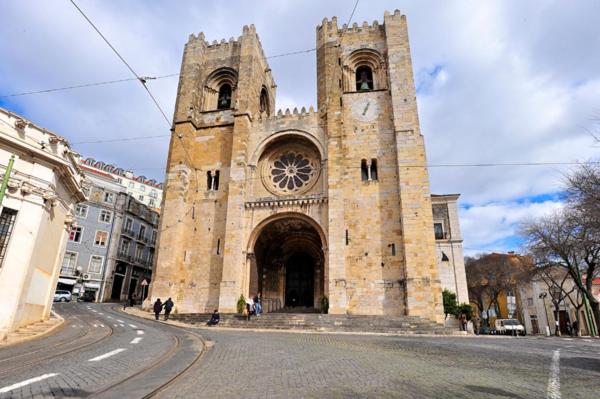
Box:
<box><xmin>159</xmin><ymin>328</ymin><xmax>600</xmax><ymax>399</ymax></box>
<box><xmin>0</xmin><ymin>303</ymin><xmax>203</xmax><ymax>398</ymax></box>
<box><xmin>1</xmin><ymin>304</ymin><xmax>599</xmax><ymax>398</ymax></box>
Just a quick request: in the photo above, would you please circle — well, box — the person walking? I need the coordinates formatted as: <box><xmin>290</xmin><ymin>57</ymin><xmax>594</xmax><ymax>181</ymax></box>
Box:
<box><xmin>153</xmin><ymin>298</ymin><xmax>163</xmax><ymax>321</ymax></box>
<box><xmin>164</xmin><ymin>298</ymin><xmax>174</xmax><ymax>321</ymax></box>
<box><xmin>245</xmin><ymin>297</ymin><xmax>255</xmax><ymax>320</ymax></box>
<box><xmin>253</xmin><ymin>292</ymin><xmax>262</xmax><ymax>316</ymax></box>
<box><xmin>572</xmin><ymin>321</ymin><xmax>578</xmax><ymax>337</ymax></box>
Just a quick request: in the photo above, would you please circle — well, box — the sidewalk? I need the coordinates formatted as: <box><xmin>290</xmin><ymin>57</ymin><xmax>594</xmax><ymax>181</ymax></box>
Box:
<box><xmin>0</xmin><ymin>312</ymin><xmax>64</xmax><ymax>346</ymax></box>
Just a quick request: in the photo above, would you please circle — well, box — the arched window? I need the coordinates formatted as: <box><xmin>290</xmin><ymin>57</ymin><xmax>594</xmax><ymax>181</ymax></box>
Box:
<box><xmin>370</xmin><ymin>159</ymin><xmax>378</xmax><ymax>180</ymax></box>
<box><xmin>206</xmin><ymin>171</ymin><xmax>213</xmax><ymax>190</ymax></box>
<box><xmin>343</xmin><ymin>49</ymin><xmax>387</xmax><ymax>92</ymax></box>
<box><xmin>360</xmin><ymin>159</ymin><xmax>369</xmax><ymax>181</ymax></box>
<box><xmin>217</xmin><ymin>84</ymin><xmax>232</xmax><ymax>109</ymax></box>
<box><xmin>356</xmin><ymin>66</ymin><xmax>373</xmax><ymax>91</ymax></box>
<box><xmin>259</xmin><ymin>87</ymin><xmax>270</xmax><ymax>115</ymax></box>
<box><xmin>203</xmin><ymin>68</ymin><xmax>237</xmax><ymax>111</ymax></box>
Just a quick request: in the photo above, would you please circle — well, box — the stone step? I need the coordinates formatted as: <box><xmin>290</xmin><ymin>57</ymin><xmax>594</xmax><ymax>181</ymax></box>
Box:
<box><xmin>170</xmin><ymin>313</ymin><xmax>453</xmax><ymax>335</ymax></box>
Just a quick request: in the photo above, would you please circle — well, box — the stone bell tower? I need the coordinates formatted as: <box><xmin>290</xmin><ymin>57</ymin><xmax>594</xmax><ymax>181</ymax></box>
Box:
<box><xmin>317</xmin><ymin>10</ymin><xmax>443</xmax><ymax>322</ymax></box>
<box><xmin>149</xmin><ymin>24</ymin><xmax>276</xmax><ymax>311</ymax></box>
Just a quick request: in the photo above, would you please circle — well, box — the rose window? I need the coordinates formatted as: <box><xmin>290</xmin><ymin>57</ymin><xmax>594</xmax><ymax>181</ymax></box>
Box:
<box><xmin>261</xmin><ymin>145</ymin><xmax>320</xmax><ymax>196</ymax></box>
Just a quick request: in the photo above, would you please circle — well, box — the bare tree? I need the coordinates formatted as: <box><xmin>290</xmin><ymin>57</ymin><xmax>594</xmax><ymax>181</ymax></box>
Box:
<box><xmin>522</xmin><ymin>210</ymin><xmax>600</xmax><ymax>334</ymax></box>
<box><xmin>534</xmin><ymin>266</ymin><xmax>576</xmax><ymax>336</ymax></box>
<box><xmin>466</xmin><ymin>253</ymin><xmax>532</xmax><ymax>326</ymax></box>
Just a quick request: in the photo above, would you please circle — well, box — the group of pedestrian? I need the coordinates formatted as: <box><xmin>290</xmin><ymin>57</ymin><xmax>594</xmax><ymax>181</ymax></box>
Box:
<box><xmin>245</xmin><ymin>292</ymin><xmax>262</xmax><ymax>320</ymax></box>
<box><xmin>153</xmin><ymin>297</ymin><xmax>174</xmax><ymax>321</ymax></box>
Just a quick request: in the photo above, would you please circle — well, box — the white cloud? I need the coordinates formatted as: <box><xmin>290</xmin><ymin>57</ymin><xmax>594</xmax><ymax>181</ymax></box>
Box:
<box><xmin>460</xmin><ymin>199</ymin><xmax>564</xmax><ymax>256</ymax></box>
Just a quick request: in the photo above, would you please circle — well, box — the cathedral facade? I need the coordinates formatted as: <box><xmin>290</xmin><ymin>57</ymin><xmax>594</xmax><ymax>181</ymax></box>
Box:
<box><xmin>149</xmin><ymin>10</ymin><xmax>448</xmax><ymax>323</ymax></box>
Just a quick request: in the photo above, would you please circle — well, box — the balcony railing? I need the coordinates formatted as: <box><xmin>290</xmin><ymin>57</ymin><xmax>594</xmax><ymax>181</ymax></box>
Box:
<box><xmin>122</xmin><ymin>227</ymin><xmax>135</xmax><ymax>237</ymax></box>
<box><xmin>117</xmin><ymin>251</ymin><xmax>133</xmax><ymax>263</ymax></box>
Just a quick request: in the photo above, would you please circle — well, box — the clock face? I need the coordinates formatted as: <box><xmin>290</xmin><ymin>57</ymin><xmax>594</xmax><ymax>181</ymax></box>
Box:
<box><xmin>351</xmin><ymin>98</ymin><xmax>380</xmax><ymax>122</ymax></box>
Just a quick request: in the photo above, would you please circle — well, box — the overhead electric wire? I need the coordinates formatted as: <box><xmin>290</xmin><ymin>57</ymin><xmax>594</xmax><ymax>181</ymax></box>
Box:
<box><xmin>72</xmin><ymin>133</ymin><xmax>171</xmax><ymax>145</ymax></box>
<box><xmin>69</xmin><ymin>0</ymin><xmax>172</xmax><ymax>127</ymax></box>
<box><xmin>67</xmin><ymin>0</ymin><xmax>201</xmax><ymax>228</ymax></box>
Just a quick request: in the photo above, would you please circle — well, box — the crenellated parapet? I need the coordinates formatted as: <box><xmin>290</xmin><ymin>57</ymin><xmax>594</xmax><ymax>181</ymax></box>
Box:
<box><xmin>255</xmin><ymin>106</ymin><xmax>317</xmax><ymax>123</ymax></box>
<box><xmin>316</xmin><ymin>9</ymin><xmax>404</xmax><ymax>44</ymax></box>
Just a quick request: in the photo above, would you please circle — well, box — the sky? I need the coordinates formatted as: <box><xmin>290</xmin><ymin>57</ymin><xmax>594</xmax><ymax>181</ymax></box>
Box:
<box><xmin>1</xmin><ymin>0</ymin><xmax>599</xmax><ymax>255</ymax></box>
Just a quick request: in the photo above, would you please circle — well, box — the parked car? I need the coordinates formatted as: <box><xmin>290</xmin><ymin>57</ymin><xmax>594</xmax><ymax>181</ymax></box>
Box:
<box><xmin>53</xmin><ymin>290</ymin><xmax>72</xmax><ymax>302</ymax></box>
<box><xmin>78</xmin><ymin>291</ymin><xmax>96</xmax><ymax>302</ymax></box>
<box><xmin>495</xmin><ymin>319</ymin><xmax>526</xmax><ymax>336</ymax></box>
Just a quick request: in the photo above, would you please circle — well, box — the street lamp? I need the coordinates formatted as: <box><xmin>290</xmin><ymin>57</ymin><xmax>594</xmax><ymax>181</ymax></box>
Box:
<box><xmin>550</xmin><ymin>285</ymin><xmax>562</xmax><ymax>337</ymax></box>
<box><xmin>538</xmin><ymin>292</ymin><xmax>551</xmax><ymax>337</ymax></box>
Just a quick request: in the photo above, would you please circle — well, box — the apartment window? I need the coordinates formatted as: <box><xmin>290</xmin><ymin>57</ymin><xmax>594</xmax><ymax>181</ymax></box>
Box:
<box><xmin>151</xmin><ymin>229</ymin><xmax>157</xmax><ymax>242</ymax></box>
<box><xmin>125</xmin><ymin>218</ymin><xmax>133</xmax><ymax>231</ymax></box>
<box><xmin>82</xmin><ymin>186</ymin><xmax>90</xmax><ymax>197</ymax></box>
<box><xmin>88</xmin><ymin>255</ymin><xmax>103</xmax><ymax>274</ymax></box>
<box><xmin>138</xmin><ymin>195</ymin><xmax>144</xmax><ymax>201</ymax></box>
<box><xmin>103</xmin><ymin>191</ymin><xmax>115</xmax><ymax>204</ymax></box>
<box><xmin>61</xmin><ymin>251</ymin><xmax>78</xmax><ymax>274</ymax></box>
<box><xmin>119</xmin><ymin>239</ymin><xmax>130</xmax><ymax>255</ymax></box>
<box><xmin>75</xmin><ymin>204</ymin><xmax>88</xmax><ymax>218</ymax></box>
<box><xmin>135</xmin><ymin>244</ymin><xmax>143</xmax><ymax>261</ymax></box>
<box><xmin>128</xmin><ymin>182</ymin><xmax>135</xmax><ymax>188</ymax></box>
<box><xmin>0</xmin><ymin>208</ymin><xmax>18</xmax><ymax>267</ymax></box>
<box><xmin>139</xmin><ymin>225</ymin><xmax>147</xmax><ymax>239</ymax></box>
<box><xmin>140</xmin><ymin>185</ymin><xmax>146</xmax><ymax>192</ymax></box>
<box><xmin>94</xmin><ymin>230</ymin><xmax>108</xmax><ymax>247</ymax></box>
<box><xmin>433</xmin><ymin>222</ymin><xmax>444</xmax><ymax>240</ymax></box>
<box><xmin>116</xmin><ymin>178</ymin><xmax>123</xmax><ymax>184</ymax></box>
<box><xmin>149</xmin><ymin>199</ymin><xmax>155</xmax><ymax>207</ymax></box>
<box><xmin>98</xmin><ymin>210</ymin><xmax>113</xmax><ymax>223</ymax></box>
<box><xmin>150</xmin><ymin>189</ymin><xmax>157</xmax><ymax>198</ymax></box>
<box><xmin>69</xmin><ymin>226</ymin><xmax>83</xmax><ymax>243</ymax></box>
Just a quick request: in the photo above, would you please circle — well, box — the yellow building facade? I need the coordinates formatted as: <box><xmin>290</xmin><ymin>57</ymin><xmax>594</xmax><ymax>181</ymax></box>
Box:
<box><xmin>149</xmin><ymin>11</ymin><xmax>444</xmax><ymax>323</ymax></box>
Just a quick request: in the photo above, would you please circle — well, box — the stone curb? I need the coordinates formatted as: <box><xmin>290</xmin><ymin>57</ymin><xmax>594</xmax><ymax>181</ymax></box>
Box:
<box><xmin>0</xmin><ymin>310</ymin><xmax>65</xmax><ymax>347</ymax></box>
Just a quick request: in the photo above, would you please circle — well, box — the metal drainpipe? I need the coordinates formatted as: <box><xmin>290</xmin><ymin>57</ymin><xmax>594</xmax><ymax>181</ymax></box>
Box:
<box><xmin>446</xmin><ymin>207</ymin><xmax>460</xmax><ymax>303</ymax></box>
<box><xmin>98</xmin><ymin>197</ymin><xmax>119</xmax><ymax>303</ymax></box>
<box><xmin>0</xmin><ymin>155</ymin><xmax>16</xmax><ymax>211</ymax></box>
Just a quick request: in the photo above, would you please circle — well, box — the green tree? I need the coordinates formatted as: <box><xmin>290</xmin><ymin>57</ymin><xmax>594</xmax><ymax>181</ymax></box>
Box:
<box><xmin>442</xmin><ymin>289</ymin><xmax>458</xmax><ymax>320</ymax></box>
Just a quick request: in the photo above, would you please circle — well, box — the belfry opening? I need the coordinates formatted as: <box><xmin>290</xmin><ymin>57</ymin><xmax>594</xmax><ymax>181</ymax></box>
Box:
<box><xmin>249</xmin><ymin>215</ymin><xmax>325</xmax><ymax>311</ymax></box>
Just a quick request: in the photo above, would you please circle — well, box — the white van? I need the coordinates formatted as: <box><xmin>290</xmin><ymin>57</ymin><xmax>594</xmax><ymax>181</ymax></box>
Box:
<box><xmin>495</xmin><ymin>319</ymin><xmax>526</xmax><ymax>336</ymax></box>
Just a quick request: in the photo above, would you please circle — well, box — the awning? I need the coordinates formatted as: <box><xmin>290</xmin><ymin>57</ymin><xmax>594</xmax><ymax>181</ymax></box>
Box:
<box><xmin>58</xmin><ymin>278</ymin><xmax>76</xmax><ymax>285</ymax></box>
<box><xmin>84</xmin><ymin>282</ymin><xmax>101</xmax><ymax>289</ymax></box>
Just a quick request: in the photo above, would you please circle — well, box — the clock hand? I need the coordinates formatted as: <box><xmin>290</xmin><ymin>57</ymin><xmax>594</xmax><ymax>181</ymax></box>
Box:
<box><xmin>362</xmin><ymin>101</ymin><xmax>370</xmax><ymax>116</ymax></box>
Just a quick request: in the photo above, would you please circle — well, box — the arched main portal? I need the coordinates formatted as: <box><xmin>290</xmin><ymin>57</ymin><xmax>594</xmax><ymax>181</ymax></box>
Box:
<box><xmin>249</xmin><ymin>214</ymin><xmax>325</xmax><ymax>310</ymax></box>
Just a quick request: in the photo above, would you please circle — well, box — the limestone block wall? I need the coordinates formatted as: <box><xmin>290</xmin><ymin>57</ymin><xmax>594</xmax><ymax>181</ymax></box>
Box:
<box><xmin>149</xmin><ymin>121</ymin><xmax>233</xmax><ymax>313</ymax></box>
<box><xmin>341</xmin><ymin>90</ymin><xmax>405</xmax><ymax>316</ymax></box>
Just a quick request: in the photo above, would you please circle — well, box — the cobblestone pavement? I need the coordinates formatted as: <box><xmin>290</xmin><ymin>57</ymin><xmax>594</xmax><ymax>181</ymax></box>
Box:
<box><xmin>0</xmin><ymin>303</ymin><xmax>203</xmax><ymax>398</ymax></box>
<box><xmin>160</xmin><ymin>328</ymin><xmax>600</xmax><ymax>399</ymax></box>
<box><xmin>2</xmin><ymin>306</ymin><xmax>599</xmax><ymax>399</ymax></box>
